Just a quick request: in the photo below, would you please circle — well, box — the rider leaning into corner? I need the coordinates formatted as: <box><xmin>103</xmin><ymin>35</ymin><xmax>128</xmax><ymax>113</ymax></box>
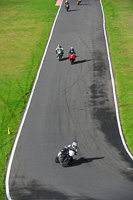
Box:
<box><xmin>55</xmin><ymin>44</ymin><xmax>64</xmax><ymax>55</ymax></box>
<box><xmin>58</xmin><ymin>141</ymin><xmax>78</xmax><ymax>163</ymax></box>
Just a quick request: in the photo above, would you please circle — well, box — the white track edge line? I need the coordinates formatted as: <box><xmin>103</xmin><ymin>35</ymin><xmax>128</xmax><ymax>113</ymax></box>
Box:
<box><xmin>5</xmin><ymin>1</ymin><xmax>63</xmax><ymax>200</ymax></box>
<box><xmin>100</xmin><ymin>0</ymin><xmax>133</xmax><ymax>160</ymax></box>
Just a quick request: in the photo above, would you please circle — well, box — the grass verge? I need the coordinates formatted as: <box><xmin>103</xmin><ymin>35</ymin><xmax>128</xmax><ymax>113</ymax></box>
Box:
<box><xmin>101</xmin><ymin>0</ymin><xmax>133</xmax><ymax>154</ymax></box>
<box><xmin>0</xmin><ymin>0</ymin><xmax>58</xmax><ymax>199</ymax></box>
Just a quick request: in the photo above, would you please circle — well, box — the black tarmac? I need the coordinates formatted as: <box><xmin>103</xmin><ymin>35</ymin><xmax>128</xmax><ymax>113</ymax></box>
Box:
<box><xmin>9</xmin><ymin>0</ymin><xmax>133</xmax><ymax>200</ymax></box>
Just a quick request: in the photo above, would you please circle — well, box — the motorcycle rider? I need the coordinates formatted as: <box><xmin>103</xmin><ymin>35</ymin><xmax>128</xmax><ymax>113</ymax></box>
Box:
<box><xmin>64</xmin><ymin>0</ymin><xmax>70</xmax><ymax>6</ymax></box>
<box><xmin>77</xmin><ymin>0</ymin><xmax>82</xmax><ymax>5</ymax></box>
<box><xmin>58</xmin><ymin>141</ymin><xmax>78</xmax><ymax>163</ymax></box>
<box><xmin>55</xmin><ymin>44</ymin><xmax>64</xmax><ymax>56</ymax></box>
<box><xmin>68</xmin><ymin>47</ymin><xmax>76</xmax><ymax>56</ymax></box>
<box><xmin>64</xmin><ymin>0</ymin><xmax>70</xmax><ymax>11</ymax></box>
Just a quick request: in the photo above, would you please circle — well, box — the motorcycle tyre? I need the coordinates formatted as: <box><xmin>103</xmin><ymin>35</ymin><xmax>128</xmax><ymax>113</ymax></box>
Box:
<box><xmin>66</xmin><ymin>6</ymin><xmax>69</xmax><ymax>12</ymax></box>
<box><xmin>70</xmin><ymin>59</ymin><xmax>74</xmax><ymax>65</ymax></box>
<box><xmin>55</xmin><ymin>156</ymin><xmax>59</xmax><ymax>163</ymax></box>
<box><xmin>62</xmin><ymin>157</ymin><xmax>70</xmax><ymax>167</ymax></box>
<box><xmin>58</xmin><ymin>55</ymin><xmax>62</xmax><ymax>61</ymax></box>
<box><xmin>58</xmin><ymin>55</ymin><xmax>61</xmax><ymax>61</ymax></box>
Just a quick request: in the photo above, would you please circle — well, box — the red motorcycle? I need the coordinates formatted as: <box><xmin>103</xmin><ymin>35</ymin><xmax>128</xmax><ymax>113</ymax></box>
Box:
<box><xmin>69</xmin><ymin>52</ymin><xmax>76</xmax><ymax>64</ymax></box>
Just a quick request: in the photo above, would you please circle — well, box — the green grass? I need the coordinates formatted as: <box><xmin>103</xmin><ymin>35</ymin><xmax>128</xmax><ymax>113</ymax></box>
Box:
<box><xmin>0</xmin><ymin>0</ymin><xmax>58</xmax><ymax>199</ymax></box>
<box><xmin>101</xmin><ymin>0</ymin><xmax>133</xmax><ymax>154</ymax></box>
<box><xmin>0</xmin><ymin>0</ymin><xmax>133</xmax><ymax>199</ymax></box>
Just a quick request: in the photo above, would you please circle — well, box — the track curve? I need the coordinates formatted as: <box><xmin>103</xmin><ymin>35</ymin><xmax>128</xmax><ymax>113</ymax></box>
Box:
<box><xmin>8</xmin><ymin>0</ymin><xmax>133</xmax><ymax>200</ymax></box>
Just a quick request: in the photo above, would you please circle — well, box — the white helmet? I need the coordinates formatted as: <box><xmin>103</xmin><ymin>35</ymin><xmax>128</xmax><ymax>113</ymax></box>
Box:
<box><xmin>58</xmin><ymin>44</ymin><xmax>61</xmax><ymax>48</ymax></box>
<box><xmin>72</xmin><ymin>142</ymin><xmax>77</xmax><ymax>149</ymax></box>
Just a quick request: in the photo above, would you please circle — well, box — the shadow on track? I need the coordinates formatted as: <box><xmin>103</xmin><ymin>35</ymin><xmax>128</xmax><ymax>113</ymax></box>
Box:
<box><xmin>59</xmin><ymin>57</ymin><xmax>92</xmax><ymax>64</ymax></box>
<box><xmin>74</xmin><ymin>59</ymin><xmax>92</xmax><ymax>64</ymax></box>
<box><xmin>68</xmin><ymin>9</ymin><xmax>80</xmax><ymax>12</ymax></box>
<box><xmin>70</xmin><ymin>157</ymin><xmax>104</xmax><ymax>167</ymax></box>
<box><xmin>61</xmin><ymin>57</ymin><xmax>69</xmax><ymax>61</ymax></box>
<box><xmin>78</xmin><ymin>4</ymin><xmax>89</xmax><ymax>6</ymax></box>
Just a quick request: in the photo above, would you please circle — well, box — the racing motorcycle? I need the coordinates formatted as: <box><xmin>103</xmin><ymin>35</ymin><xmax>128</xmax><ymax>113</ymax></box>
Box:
<box><xmin>69</xmin><ymin>52</ymin><xmax>76</xmax><ymax>65</ymax></box>
<box><xmin>56</xmin><ymin>49</ymin><xmax>63</xmax><ymax>61</ymax></box>
<box><xmin>77</xmin><ymin>0</ymin><xmax>82</xmax><ymax>5</ymax></box>
<box><xmin>65</xmin><ymin>4</ymin><xmax>69</xmax><ymax>12</ymax></box>
<box><xmin>55</xmin><ymin>148</ymin><xmax>75</xmax><ymax>167</ymax></box>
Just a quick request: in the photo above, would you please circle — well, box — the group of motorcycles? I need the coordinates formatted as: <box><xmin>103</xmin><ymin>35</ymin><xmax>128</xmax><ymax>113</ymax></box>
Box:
<box><xmin>65</xmin><ymin>0</ymin><xmax>82</xmax><ymax>12</ymax></box>
<box><xmin>60</xmin><ymin>1</ymin><xmax>82</xmax><ymax>64</ymax></box>
<box><xmin>56</xmin><ymin>48</ymin><xmax>76</xmax><ymax>65</ymax></box>
<box><xmin>55</xmin><ymin>1</ymin><xmax>82</xmax><ymax>167</ymax></box>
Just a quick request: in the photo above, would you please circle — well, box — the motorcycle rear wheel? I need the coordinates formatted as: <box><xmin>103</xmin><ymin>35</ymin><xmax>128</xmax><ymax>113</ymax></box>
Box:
<box><xmin>62</xmin><ymin>157</ymin><xmax>70</xmax><ymax>167</ymax></box>
<box><xmin>70</xmin><ymin>59</ymin><xmax>74</xmax><ymax>65</ymax></box>
<box><xmin>66</xmin><ymin>6</ymin><xmax>69</xmax><ymax>12</ymax></box>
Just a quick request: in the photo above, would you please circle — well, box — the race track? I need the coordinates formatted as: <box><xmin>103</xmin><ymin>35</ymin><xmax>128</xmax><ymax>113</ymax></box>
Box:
<box><xmin>8</xmin><ymin>0</ymin><xmax>133</xmax><ymax>199</ymax></box>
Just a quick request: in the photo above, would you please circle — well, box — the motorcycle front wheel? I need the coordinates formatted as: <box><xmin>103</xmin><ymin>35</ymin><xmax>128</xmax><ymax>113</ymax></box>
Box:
<box><xmin>55</xmin><ymin>156</ymin><xmax>59</xmax><ymax>163</ymax></box>
<box><xmin>59</xmin><ymin>55</ymin><xmax>61</xmax><ymax>61</ymax></box>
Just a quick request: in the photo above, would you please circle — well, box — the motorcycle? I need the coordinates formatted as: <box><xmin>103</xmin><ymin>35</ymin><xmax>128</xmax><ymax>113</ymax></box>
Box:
<box><xmin>56</xmin><ymin>49</ymin><xmax>63</xmax><ymax>61</ymax></box>
<box><xmin>65</xmin><ymin>4</ymin><xmax>69</xmax><ymax>12</ymax></box>
<box><xmin>69</xmin><ymin>52</ymin><xmax>76</xmax><ymax>65</ymax></box>
<box><xmin>55</xmin><ymin>148</ymin><xmax>75</xmax><ymax>167</ymax></box>
<box><xmin>77</xmin><ymin>0</ymin><xmax>82</xmax><ymax>5</ymax></box>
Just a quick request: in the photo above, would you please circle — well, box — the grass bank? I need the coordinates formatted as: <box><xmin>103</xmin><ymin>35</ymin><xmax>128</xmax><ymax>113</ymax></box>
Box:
<box><xmin>101</xmin><ymin>0</ymin><xmax>133</xmax><ymax>154</ymax></box>
<box><xmin>0</xmin><ymin>0</ymin><xmax>58</xmax><ymax>199</ymax></box>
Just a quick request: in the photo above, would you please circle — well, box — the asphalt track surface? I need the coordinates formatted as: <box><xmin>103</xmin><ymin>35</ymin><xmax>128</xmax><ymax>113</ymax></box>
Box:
<box><xmin>9</xmin><ymin>0</ymin><xmax>133</xmax><ymax>200</ymax></box>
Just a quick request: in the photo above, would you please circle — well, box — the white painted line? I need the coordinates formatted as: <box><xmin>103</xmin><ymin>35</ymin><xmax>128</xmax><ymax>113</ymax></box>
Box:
<box><xmin>100</xmin><ymin>0</ymin><xmax>133</xmax><ymax>160</ymax></box>
<box><xmin>5</xmin><ymin>1</ymin><xmax>63</xmax><ymax>200</ymax></box>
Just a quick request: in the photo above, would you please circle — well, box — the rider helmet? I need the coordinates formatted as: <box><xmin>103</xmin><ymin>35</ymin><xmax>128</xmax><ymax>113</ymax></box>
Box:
<box><xmin>72</xmin><ymin>142</ymin><xmax>77</xmax><ymax>150</ymax></box>
<box><xmin>70</xmin><ymin>47</ymin><xmax>74</xmax><ymax>51</ymax></box>
<box><xmin>58</xmin><ymin>44</ymin><xmax>61</xmax><ymax>48</ymax></box>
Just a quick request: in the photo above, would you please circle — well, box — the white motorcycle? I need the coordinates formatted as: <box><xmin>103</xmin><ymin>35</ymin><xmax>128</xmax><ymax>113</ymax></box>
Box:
<box><xmin>56</xmin><ymin>49</ymin><xmax>63</xmax><ymax>61</ymax></box>
<box><xmin>55</xmin><ymin>148</ymin><xmax>75</xmax><ymax>167</ymax></box>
